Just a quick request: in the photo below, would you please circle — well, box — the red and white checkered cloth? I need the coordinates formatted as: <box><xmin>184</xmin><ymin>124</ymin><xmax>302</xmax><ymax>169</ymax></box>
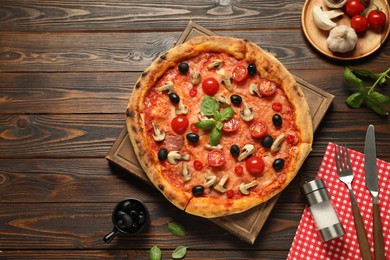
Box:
<box><xmin>288</xmin><ymin>142</ymin><xmax>390</xmax><ymax>260</ymax></box>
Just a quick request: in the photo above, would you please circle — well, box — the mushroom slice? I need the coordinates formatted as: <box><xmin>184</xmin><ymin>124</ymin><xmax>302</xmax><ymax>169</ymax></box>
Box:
<box><xmin>152</xmin><ymin>122</ymin><xmax>165</xmax><ymax>141</ymax></box>
<box><xmin>155</xmin><ymin>81</ymin><xmax>175</xmax><ymax>94</ymax></box>
<box><xmin>204</xmin><ymin>175</ymin><xmax>217</xmax><ymax>188</ymax></box>
<box><xmin>207</xmin><ymin>59</ymin><xmax>224</xmax><ymax>70</ymax></box>
<box><xmin>167</xmin><ymin>151</ymin><xmax>190</xmax><ymax>165</ymax></box>
<box><xmin>271</xmin><ymin>134</ymin><xmax>286</xmax><ymax>153</ymax></box>
<box><xmin>190</xmin><ymin>69</ymin><xmax>201</xmax><ymax>85</ymax></box>
<box><xmin>238</xmin><ymin>144</ymin><xmax>255</xmax><ymax>162</ymax></box>
<box><xmin>175</xmin><ymin>100</ymin><xmax>189</xmax><ymax>115</ymax></box>
<box><xmin>181</xmin><ymin>162</ymin><xmax>191</xmax><ymax>182</ymax></box>
<box><xmin>240</xmin><ymin>101</ymin><xmax>254</xmax><ymax>122</ymax></box>
<box><xmin>215</xmin><ymin>94</ymin><xmax>231</xmax><ymax>107</ymax></box>
<box><xmin>249</xmin><ymin>83</ymin><xmax>262</xmax><ymax>98</ymax></box>
<box><xmin>204</xmin><ymin>144</ymin><xmax>223</xmax><ymax>150</ymax></box>
<box><xmin>220</xmin><ymin>73</ymin><xmax>233</xmax><ymax>91</ymax></box>
<box><xmin>239</xmin><ymin>180</ymin><xmax>258</xmax><ymax>195</ymax></box>
<box><xmin>214</xmin><ymin>174</ymin><xmax>229</xmax><ymax>193</ymax></box>
<box><xmin>197</xmin><ymin>111</ymin><xmax>212</xmax><ymax>121</ymax></box>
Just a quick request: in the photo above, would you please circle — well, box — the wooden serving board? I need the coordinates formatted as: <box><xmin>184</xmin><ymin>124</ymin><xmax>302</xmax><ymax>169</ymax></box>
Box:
<box><xmin>106</xmin><ymin>21</ymin><xmax>334</xmax><ymax>244</ymax></box>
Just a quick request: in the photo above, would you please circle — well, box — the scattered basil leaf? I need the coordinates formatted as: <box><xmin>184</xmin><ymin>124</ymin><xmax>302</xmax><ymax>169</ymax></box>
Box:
<box><xmin>369</xmin><ymin>91</ymin><xmax>390</xmax><ymax>105</ymax></box>
<box><xmin>195</xmin><ymin>120</ymin><xmax>215</xmax><ymax>130</ymax></box>
<box><xmin>168</xmin><ymin>222</ymin><xmax>186</xmax><ymax>237</ymax></box>
<box><xmin>149</xmin><ymin>245</ymin><xmax>162</xmax><ymax>260</ymax></box>
<box><xmin>200</xmin><ymin>96</ymin><xmax>219</xmax><ymax>116</ymax></box>
<box><xmin>210</xmin><ymin>127</ymin><xmax>222</xmax><ymax>146</ymax></box>
<box><xmin>344</xmin><ymin>67</ymin><xmax>365</xmax><ymax>92</ymax></box>
<box><xmin>364</xmin><ymin>95</ymin><xmax>389</xmax><ymax>116</ymax></box>
<box><xmin>220</xmin><ymin>107</ymin><xmax>234</xmax><ymax>121</ymax></box>
<box><xmin>172</xmin><ymin>246</ymin><xmax>188</xmax><ymax>259</ymax></box>
<box><xmin>346</xmin><ymin>92</ymin><xmax>364</xmax><ymax>108</ymax></box>
<box><xmin>348</xmin><ymin>66</ymin><xmax>379</xmax><ymax>80</ymax></box>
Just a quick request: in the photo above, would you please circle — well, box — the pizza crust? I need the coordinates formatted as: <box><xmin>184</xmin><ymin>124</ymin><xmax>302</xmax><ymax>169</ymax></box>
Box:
<box><xmin>127</xmin><ymin>36</ymin><xmax>313</xmax><ymax>218</ymax></box>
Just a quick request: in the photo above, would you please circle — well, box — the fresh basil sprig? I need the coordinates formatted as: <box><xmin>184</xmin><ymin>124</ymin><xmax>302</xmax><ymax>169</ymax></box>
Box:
<box><xmin>195</xmin><ymin>96</ymin><xmax>234</xmax><ymax>145</ymax></box>
<box><xmin>344</xmin><ymin>66</ymin><xmax>390</xmax><ymax>116</ymax></box>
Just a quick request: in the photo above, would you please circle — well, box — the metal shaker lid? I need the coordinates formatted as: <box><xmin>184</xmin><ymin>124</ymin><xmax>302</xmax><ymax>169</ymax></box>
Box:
<box><xmin>301</xmin><ymin>179</ymin><xmax>330</xmax><ymax>206</ymax></box>
<box><xmin>319</xmin><ymin>223</ymin><xmax>345</xmax><ymax>242</ymax></box>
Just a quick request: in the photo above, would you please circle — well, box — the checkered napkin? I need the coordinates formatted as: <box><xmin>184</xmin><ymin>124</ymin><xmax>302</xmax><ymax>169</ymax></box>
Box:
<box><xmin>287</xmin><ymin>142</ymin><xmax>390</xmax><ymax>260</ymax></box>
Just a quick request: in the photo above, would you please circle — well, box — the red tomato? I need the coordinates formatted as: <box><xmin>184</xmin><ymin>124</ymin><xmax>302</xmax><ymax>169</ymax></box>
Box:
<box><xmin>189</xmin><ymin>87</ymin><xmax>197</xmax><ymax>97</ymax></box>
<box><xmin>171</xmin><ymin>115</ymin><xmax>189</xmax><ymax>135</ymax></box>
<box><xmin>250</xmin><ymin>121</ymin><xmax>268</xmax><ymax>139</ymax></box>
<box><xmin>232</xmin><ymin>64</ymin><xmax>248</xmax><ymax>82</ymax></box>
<box><xmin>246</xmin><ymin>156</ymin><xmax>265</xmax><ymax>175</ymax></box>
<box><xmin>286</xmin><ymin>134</ymin><xmax>295</xmax><ymax>144</ymax></box>
<box><xmin>202</xmin><ymin>77</ymin><xmax>219</xmax><ymax>96</ymax></box>
<box><xmin>207</xmin><ymin>150</ymin><xmax>226</xmax><ymax>167</ymax></box>
<box><xmin>351</xmin><ymin>15</ymin><xmax>368</xmax><ymax>32</ymax></box>
<box><xmin>193</xmin><ymin>160</ymin><xmax>203</xmax><ymax>171</ymax></box>
<box><xmin>367</xmin><ymin>9</ymin><xmax>386</xmax><ymax>29</ymax></box>
<box><xmin>258</xmin><ymin>79</ymin><xmax>277</xmax><ymax>96</ymax></box>
<box><xmin>234</xmin><ymin>165</ymin><xmax>244</xmax><ymax>176</ymax></box>
<box><xmin>222</xmin><ymin>117</ymin><xmax>239</xmax><ymax>133</ymax></box>
<box><xmin>226</xmin><ymin>189</ymin><xmax>235</xmax><ymax>198</ymax></box>
<box><xmin>272</xmin><ymin>102</ymin><xmax>282</xmax><ymax>112</ymax></box>
<box><xmin>346</xmin><ymin>0</ymin><xmax>365</xmax><ymax>17</ymax></box>
<box><xmin>190</xmin><ymin>123</ymin><xmax>199</xmax><ymax>133</ymax></box>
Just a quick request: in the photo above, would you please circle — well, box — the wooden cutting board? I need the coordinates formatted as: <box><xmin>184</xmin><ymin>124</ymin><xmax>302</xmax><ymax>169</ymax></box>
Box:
<box><xmin>106</xmin><ymin>21</ymin><xmax>334</xmax><ymax>244</ymax></box>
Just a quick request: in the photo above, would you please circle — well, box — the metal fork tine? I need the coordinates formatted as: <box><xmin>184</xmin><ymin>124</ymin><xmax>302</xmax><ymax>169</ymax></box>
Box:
<box><xmin>345</xmin><ymin>146</ymin><xmax>352</xmax><ymax>169</ymax></box>
<box><xmin>334</xmin><ymin>144</ymin><xmax>340</xmax><ymax>170</ymax></box>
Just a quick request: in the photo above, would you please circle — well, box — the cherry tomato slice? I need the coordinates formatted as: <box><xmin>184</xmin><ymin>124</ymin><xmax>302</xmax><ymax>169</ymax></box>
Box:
<box><xmin>246</xmin><ymin>156</ymin><xmax>265</xmax><ymax>175</ymax></box>
<box><xmin>222</xmin><ymin>117</ymin><xmax>239</xmax><ymax>133</ymax></box>
<box><xmin>193</xmin><ymin>160</ymin><xmax>203</xmax><ymax>171</ymax></box>
<box><xmin>250</xmin><ymin>121</ymin><xmax>268</xmax><ymax>139</ymax></box>
<box><xmin>202</xmin><ymin>77</ymin><xmax>219</xmax><ymax>96</ymax></box>
<box><xmin>226</xmin><ymin>189</ymin><xmax>235</xmax><ymax>198</ymax></box>
<box><xmin>232</xmin><ymin>64</ymin><xmax>248</xmax><ymax>82</ymax></box>
<box><xmin>367</xmin><ymin>10</ymin><xmax>386</xmax><ymax>29</ymax></box>
<box><xmin>234</xmin><ymin>165</ymin><xmax>244</xmax><ymax>176</ymax></box>
<box><xmin>272</xmin><ymin>102</ymin><xmax>282</xmax><ymax>112</ymax></box>
<box><xmin>258</xmin><ymin>79</ymin><xmax>277</xmax><ymax>97</ymax></box>
<box><xmin>207</xmin><ymin>150</ymin><xmax>226</xmax><ymax>167</ymax></box>
<box><xmin>189</xmin><ymin>87</ymin><xmax>197</xmax><ymax>97</ymax></box>
<box><xmin>190</xmin><ymin>123</ymin><xmax>199</xmax><ymax>133</ymax></box>
<box><xmin>171</xmin><ymin>115</ymin><xmax>189</xmax><ymax>135</ymax></box>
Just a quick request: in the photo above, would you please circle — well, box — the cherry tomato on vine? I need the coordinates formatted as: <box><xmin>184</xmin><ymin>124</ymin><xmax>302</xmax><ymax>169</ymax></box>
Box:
<box><xmin>207</xmin><ymin>150</ymin><xmax>226</xmax><ymax>167</ymax></box>
<box><xmin>246</xmin><ymin>156</ymin><xmax>265</xmax><ymax>175</ymax></box>
<box><xmin>367</xmin><ymin>9</ymin><xmax>386</xmax><ymax>29</ymax></box>
<box><xmin>232</xmin><ymin>64</ymin><xmax>248</xmax><ymax>82</ymax></box>
<box><xmin>258</xmin><ymin>79</ymin><xmax>277</xmax><ymax>96</ymax></box>
<box><xmin>351</xmin><ymin>15</ymin><xmax>368</xmax><ymax>33</ymax></box>
<box><xmin>249</xmin><ymin>121</ymin><xmax>268</xmax><ymax>139</ymax></box>
<box><xmin>202</xmin><ymin>77</ymin><xmax>219</xmax><ymax>96</ymax></box>
<box><xmin>171</xmin><ymin>115</ymin><xmax>189</xmax><ymax>134</ymax></box>
<box><xmin>345</xmin><ymin>0</ymin><xmax>365</xmax><ymax>17</ymax></box>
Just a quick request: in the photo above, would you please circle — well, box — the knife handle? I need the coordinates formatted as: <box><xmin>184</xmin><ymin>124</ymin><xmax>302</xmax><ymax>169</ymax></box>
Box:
<box><xmin>351</xmin><ymin>203</ymin><xmax>372</xmax><ymax>260</ymax></box>
<box><xmin>373</xmin><ymin>203</ymin><xmax>385</xmax><ymax>260</ymax></box>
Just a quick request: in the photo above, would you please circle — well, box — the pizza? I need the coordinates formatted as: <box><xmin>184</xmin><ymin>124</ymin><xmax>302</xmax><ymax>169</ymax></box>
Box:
<box><xmin>126</xmin><ymin>36</ymin><xmax>313</xmax><ymax>218</ymax></box>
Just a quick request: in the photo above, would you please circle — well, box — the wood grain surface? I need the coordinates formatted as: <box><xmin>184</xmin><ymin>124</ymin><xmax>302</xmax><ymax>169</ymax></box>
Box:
<box><xmin>0</xmin><ymin>0</ymin><xmax>389</xmax><ymax>259</ymax></box>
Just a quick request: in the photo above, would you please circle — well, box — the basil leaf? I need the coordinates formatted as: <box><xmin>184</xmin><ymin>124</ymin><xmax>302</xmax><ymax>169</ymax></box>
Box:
<box><xmin>172</xmin><ymin>246</ymin><xmax>188</xmax><ymax>259</ymax></box>
<box><xmin>149</xmin><ymin>246</ymin><xmax>162</xmax><ymax>260</ymax></box>
<box><xmin>194</xmin><ymin>120</ymin><xmax>215</xmax><ymax>130</ymax></box>
<box><xmin>346</xmin><ymin>92</ymin><xmax>364</xmax><ymax>108</ymax></box>
<box><xmin>344</xmin><ymin>67</ymin><xmax>366</xmax><ymax>92</ymax></box>
<box><xmin>215</xmin><ymin>121</ymin><xmax>223</xmax><ymax>131</ymax></box>
<box><xmin>220</xmin><ymin>107</ymin><xmax>234</xmax><ymax>121</ymax></box>
<box><xmin>210</xmin><ymin>127</ymin><xmax>222</xmax><ymax>146</ymax></box>
<box><xmin>201</xmin><ymin>96</ymin><xmax>219</xmax><ymax>116</ymax></box>
<box><xmin>364</xmin><ymin>95</ymin><xmax>389</xmax><ymax>116</ymax></box>
<box><xmin>370</xmin><ymin>91</ymin><xmax>390</xmax><ymax>105</ymax></box>
<box><xmin>168</xmin><ymin>222</ymin><xmax>186</xmax><ymax>237</ymax></box>
<box><xmin>213</xmin><ymin>110</ymin><xmax>222</xmax><ymax>121</ymax></box>
<box><xmin>349</xmin><ymin>66</ymin><xmax>379</xmax><ymax>80</ymax></box>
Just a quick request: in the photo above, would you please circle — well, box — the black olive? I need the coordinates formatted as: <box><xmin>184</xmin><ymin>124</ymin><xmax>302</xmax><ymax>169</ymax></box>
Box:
<box><xmin>158</xmin><ymin>148</ymin><xmax>168</xmax><ymax>161</ymax></box>
<box><xmin>248</xmin><ymin>64</ymin><xmax>257</xmax><ymax>76</ymax></box>
<box><xmin>272</xmin><ymin>114</ymin><xmax>282</xmax><ymax>127</ymax></box>
<box><xmin>273</xmin><ymin>158</ymin><xmax>285</xmax><ymax>170</ymax></box>
<box><xmin>230</xmin><ymin>144</ymin><xmax>240</xmax><ymax>157</ymax></box>
<box><xmin>262</xmin><ymin>135</ymin><xmax>273</xmax><ymax>148</ymax></box>
<box><xmin>121</xmin><ymin>214</ymin><xmax>134</xmax><ymax>228</ymax></box>
<box><xmin>178</xmin><ymin>62</ymin><xmax>189</xmax><ymax>74</ymax></box>
<box><xmin>186</xmin><ymin>133</ymin><xmax>199</xmax><ymax>143</ymax></box>
<box><xmin>192</xmin><ymin>185</ymin><xmax>204</xmax><ymax>197</ymax></box>
<box><xmin>230</xmin><ymin>94</ymin><xmax>242</xmax><ymax>106</ymax></box>
<box><xmin>116</xmin><ymin>219</ymin><xmax>127</xmax><ymax>230</ymax></box>
<box><xmin>138</xmin><ymin>214</ymin><xmax>146</xmax><ymax>224</ymax></box>
<box><xmin>169</xmin><ymin>92</ymin><xmax>180</xmax><ymax>104</ymax></box>
<box><xmin>116</xmin><ymin>210</ymin><xmax>127</xmax><ymax>218</ymax></box>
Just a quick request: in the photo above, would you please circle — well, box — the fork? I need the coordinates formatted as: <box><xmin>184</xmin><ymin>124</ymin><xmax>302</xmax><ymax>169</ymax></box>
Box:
<box><xmin>334</xmin><ymin>144</ymin><xmax>372</xmax><ymax>260</ymax></box>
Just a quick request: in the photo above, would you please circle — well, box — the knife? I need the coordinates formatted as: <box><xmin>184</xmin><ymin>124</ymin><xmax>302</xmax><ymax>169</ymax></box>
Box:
<box><xmin>364</xmin><ymin>124</ymin><xmax>385</xmax><ymax>260</ymax></box>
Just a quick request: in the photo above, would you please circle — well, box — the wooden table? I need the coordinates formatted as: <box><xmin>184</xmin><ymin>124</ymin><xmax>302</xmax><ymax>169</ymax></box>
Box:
<box><xmin>0</xmin><ymin>1</ymin><xmax>389</xmax><ymax>259</ymax></box>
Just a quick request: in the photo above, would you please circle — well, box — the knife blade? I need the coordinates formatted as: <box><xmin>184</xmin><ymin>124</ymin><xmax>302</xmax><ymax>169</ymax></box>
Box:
<box><xmin>364</xmin><ymin>124</ymin><xmax>385</xmax><ymax>260</ymax></box>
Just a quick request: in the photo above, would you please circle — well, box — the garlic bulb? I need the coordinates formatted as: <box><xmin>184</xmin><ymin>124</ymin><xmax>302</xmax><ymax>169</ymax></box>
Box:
<box><xmin>326</xmin><ymin>25</ymin><xmax>358</xmax><ymax>53</ymax></box>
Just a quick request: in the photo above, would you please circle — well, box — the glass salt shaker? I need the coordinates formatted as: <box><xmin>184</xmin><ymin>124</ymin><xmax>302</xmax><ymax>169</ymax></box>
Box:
<box><xmin>301</xmin><ymin>178</ymin><xmax>345</xmax><ymax>242</ymax></box>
